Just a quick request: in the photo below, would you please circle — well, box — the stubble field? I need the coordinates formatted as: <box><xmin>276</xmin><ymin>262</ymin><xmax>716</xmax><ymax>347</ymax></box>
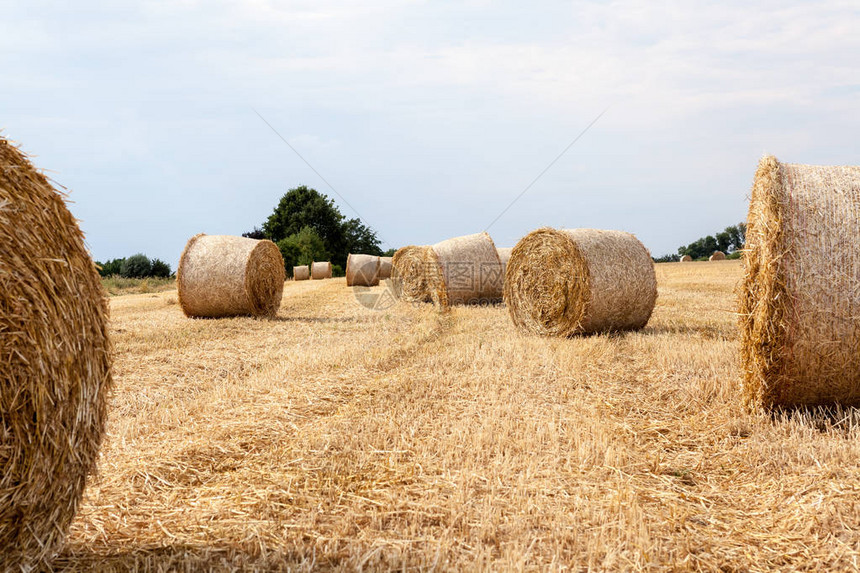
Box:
<box><xmin>56</xmin><ymin>260</ymin><xmax>860</xmax><ymax>571</ymax></box>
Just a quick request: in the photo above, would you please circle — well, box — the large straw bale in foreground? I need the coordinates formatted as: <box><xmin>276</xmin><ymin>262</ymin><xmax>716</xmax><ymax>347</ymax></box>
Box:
<box><xmin>178</xmin><ymin>234</ymin><xmax>284</xmax><ymax>318</ymax></box>
<box><xmin>379</xmin><ymin>256</ymin><xmax>393</xmax><ymax>279</ymax></box>
<box><xmin>293</xmin><ymin>265</ymin><xmax>310</xmax><ymax>281</ymax></box>
<box><xmin>709</xmin><ymin>251</ymin><xmax>726</xmax><ymax>261</ymax></box>
<box><xmin>505</xmin><ymin>228</ymin><xmax>657</xmax><ymax>336</ymax></box>
<box><xmin>740</xmin><ymin>156</ymin><xmax>860</xmax><ymax>408</ymax></box>
<box><xmin>346</xmin><ymin>254</ymin><xmax>380</xmax><ymax>286</ymax></box>
<box><xmin>0</xmin><ymin>138</ymin><xmax>112</xmax><ymax>569</ymax></box>
<box><xmin>311</xmin><ymin>261</ymin><xmax>332</xmax><ymax>279</ymax></box>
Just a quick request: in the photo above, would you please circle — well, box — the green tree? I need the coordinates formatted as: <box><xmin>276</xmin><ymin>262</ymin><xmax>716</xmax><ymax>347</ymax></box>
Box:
<box><xmin>277</xmin><ymin>226</ymin><xmax>328</xmax><ymax>275</ymax></box>
<box><xmin>262</xmin><ymin>186</ymin><xmax>348</xmax><ymax>266</ymax></box>
<box><xmin>343</xmin><ymin>218</ymin><xmax>383</xmax><ymax>256</ymax></box>
<box><xmin>97</xmin><ymin>258</ymin><xmax>125</xmax><ymax>277</ymax></box>
<box><xmin>120</xmin><ymin>254</ymin><xmax>152</xmax><ymax>278</ymax></box>
<box><xmin>150</xmin><ymin>258</ymin><xmax>172</xmax><ymax>278</ymax></box>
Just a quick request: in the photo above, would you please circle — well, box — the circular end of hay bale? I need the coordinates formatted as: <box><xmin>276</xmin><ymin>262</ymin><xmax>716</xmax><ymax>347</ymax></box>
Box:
<box><xmin>505</xmin><ymin>228</ymin><xmax>657</xmax><ymax>336</ymax></box>
<box><xmin>0</xmin><ymin>138</ymin><xmax>112</xmax><ymax>569</ymax></box>
<box><xmin>293</xmin><ymin>265</ymin><xmax>310</xmax><ymax>281</ymax></box>
<box><xmin>709</xmin><ymin>250</ymin><xmax>726</xmax><ymax>261</ymax></box>
<box><xmin>178</xmin><ymin>234</ymin><xmax>285</xmax><ymax>318</ymax></box>
<box><xmin>391</xmin><ymin>246</ymin><xmax>447</xmax><ymax>307</ymax></box>
<box><xmin>311</xmin><ymin>261</ymin><xmax>332</xmax><ymax>280</ymax></box>
<box><xmin>680</xmin><ymin>255</ymin><xmax>692</xmax><ymax>262</ymax></box>
<box><xmin>346</xmin><ymin>254</ymin><xmax>380</xmax><ymax>287</ymax></box>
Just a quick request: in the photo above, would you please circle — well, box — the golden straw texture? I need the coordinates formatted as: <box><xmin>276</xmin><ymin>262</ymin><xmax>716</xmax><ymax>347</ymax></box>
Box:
<box><xmin>177</xmin><ymin>234</ymin><xmax>284</xmax><ymax>318</ymax></box>
<box><xmin>680</xmin><ymin>255</ymin><xmax>693</xmax><ymax>262</ymax></box>
<box><xmin>709</xmin><ymin>251</ymin><xmax>726</xmax><ymax>261</ymax></box>
<box><xmin>430</xmin><ymin>232</ymin><xmax>504</xmax><ymax>305</ymax></box>
<box><xmin>293</xmin><ymin>265</ymin><xmax>310</xmax><ymax>281</ymax></box>
<box><xmin>505</xmin><ymin>228</ymin><xmax>657</xmax><ymax>336</ymax></box>
<box><xmin>311</xmin><ymin>261</ymin><xmax>332</xmax><ymax>280</ymax></box>
<box><xmin>346</xmin><ymin>254</ymin><xmax>380</xmax><ymax>287</ymax></box>
<box><xmin>0</xmin><ymin>137</ymin><xmax>112</xmax><ymax>570</ymax></box>
<box><xmin>378</xmin><ymin>256</ymin><xmax>393</xmax><ymax>280</ymax></box>
<box><xmin>391</xmin><ymin>246</ymin><xmax>446</xmax><ymax>306</ymax></box>
<box><xmin>739</xmin><ymin>155</ymin><xmax>860</xmax><ymax>408</ymax></box>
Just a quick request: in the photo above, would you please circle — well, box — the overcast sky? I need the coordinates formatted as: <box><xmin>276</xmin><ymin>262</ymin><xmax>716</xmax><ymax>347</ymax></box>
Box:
<box><xmin>3</xmin><ymin>1</ymin><xmax>858</xmax><ymax>266</ymax></box>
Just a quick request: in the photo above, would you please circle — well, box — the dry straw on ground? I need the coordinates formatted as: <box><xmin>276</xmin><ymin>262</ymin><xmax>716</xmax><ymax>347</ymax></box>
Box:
<box><xmin>378</xmin><ymin>256</ymin><xmax>393</xmax><ymax>279</ymax></box>
<box><xmin>346</xmin><ymin>254</ymin><xmax>380</xmax><ymax>287</ymax></box>
<box><xmin>680</xmin><ymin>254</ymin><xmax>693</xmax><ymax>262</ymax></box>
<box><xmin>311</xmin><ymin>261</ymin><xmax>332</xmax><ymax>280</ymax></box>
<box><xmin>505</xmin><ymin>228</ymin><xmax>657</xmax><ymax>336</ymax></box>
<box><xmin>0</xmin><ymin>136</ymin><xmax>112</xmax><ymax>570</ymax></box>
<box><xmin>293</xmin><ymin>265</ymin><xmax>310</xmax><ymax>281</ymax></box>
<box><xmin>739</xmin><ymin>155</ymin><xmax>860</xmax><ymax>408</ymax></box>
<box><xmin>177</xmin><ymin>234</ymin><xmax>284</xmax><ymax>318</ymax></box>
<box><xmin>710</xmin><ymin>251</ymin><xmax>726</xmax><ymax>261</ymax></box>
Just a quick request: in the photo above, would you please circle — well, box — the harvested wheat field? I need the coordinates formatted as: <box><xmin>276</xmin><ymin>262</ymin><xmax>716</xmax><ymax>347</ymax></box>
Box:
<box><xmin>55</xmin><ymin>260</ymin><xmax>860</xmax><ymax>571</ymax></box>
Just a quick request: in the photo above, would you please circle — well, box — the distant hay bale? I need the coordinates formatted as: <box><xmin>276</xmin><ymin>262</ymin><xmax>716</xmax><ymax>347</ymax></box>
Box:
<box><xmin>740</xmin><ymin>155</ymin><xmax>860</xmax><ymax>408</ymax></box>
<box><xmin>391</xmin><ymin>245</ymin><xmax>446</xmax><ymax>305</ymax></box>
<box><xmin>497</xmin><ymin>247</ymin><xmax>513</xmax><ymax>265</ymax></box>
<box><xmin>293</xmin><ymin>265</ymin><xmax>310</xmax><ymax>280</ymax></box>
<box><xmin>680</xmin><ymin>254</ymin><xmax>693</xmax><ymax>262</ymax></box>
<box><xmin>505</xmin><ymin>228</ymin><xmax>657</xmax><ymax>336</ymax></box>
<box><xmin>311</xmin><ymin>261</ymin><xmax>332</xmax><ymax>280</ymax></box>
<box><xmin>709</xmin><ymin>251</ymin><xmax>726</xmax><ymax>261</ymax></box>
<box><xmin>346</xmin><ymin>254</ymin><xmax>380</xmax><ymax>287</ymax></box>
<box><xmin>177</xmin><ymin>234</ymin><xmax>284</xmax><ymax>318</ymax></box>
<box><xmin>378</xmin><ymin>256</ymin><xmax>393</xmax><ymax>280</ymax></box>
<box><xmin>0</xmin><ymin>137</ymin><xmax>112</xmax><ymax>569</ymax></box>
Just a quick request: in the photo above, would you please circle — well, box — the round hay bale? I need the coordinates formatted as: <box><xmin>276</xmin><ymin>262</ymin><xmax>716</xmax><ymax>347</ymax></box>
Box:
<box><xmin>293</xmin><ymin>265</ymin><xmax>310</xmax><ymax>281</ymax></box>
<box><xmin>430</xmin><ymin>232</ymin><xmax>504</xmax><ymax>306</ymax></box>
<box><xmin>311</xmin><ymin>261</ymin><xmax>332</xmax><ymax>280</ymax></box>
<box><xmin>378</xmin><ymin>256</ymin><xmax>393</xmax><ymax>280</ymax></box>
<box><xmin>497</xmin><ymin>247</ymin><xmax>513</xmax><ymax>265</ymax></box>
<box><xmin>346</xmin><ymin>254</ymin><xmax>380</xmax><ymax>287</ymax></box>
<box><xmin>0</xmin><ymin>138</ymin><xmax>112</xmax><ymax>569</ymax></box>
<box><xmin>709</xmin><ymin>250</ymin><xmax>726</xmax><ymax>261</ymax></box>
<box><xmin>391</xmin><ymin>245</ymin><xmax>446</xmax><ymax>305</ymax></box>
<box><xmin>680</xmin><ymin>254</ymin><xmax>693</xmax><ymax>262</ymax></box>
<box><xmin>177</xmin><ymin>234</ymin><xmax>284</xmax><ymax>318</ymax></box>
<box><xmin>740</xmin><ymin>155</ymin><xmax>860</xmax><ymax>408</ymax></box>
<box><xmin>504</xmin><ymin>228</ymin><xmax>657</xmax><ymax>336</ymax></box>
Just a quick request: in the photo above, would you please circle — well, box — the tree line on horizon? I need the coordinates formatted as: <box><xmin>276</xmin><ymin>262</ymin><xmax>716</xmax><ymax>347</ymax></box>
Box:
<box><xmin>654</xmin><ymin>223</ymin><xmax>746</xmax><ymax>262</ymax></box>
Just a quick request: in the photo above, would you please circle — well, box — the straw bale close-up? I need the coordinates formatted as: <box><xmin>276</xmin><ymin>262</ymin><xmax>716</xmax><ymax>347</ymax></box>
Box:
<box><xmin>709</xmin><ymin>251</ymin><xmax>726</xmax><ymax>261</ymax></box>
<box><xmin>739</xmin><ymin>155</ymin><xmax>860</xmax><ymax>408</ymax></box>
<box><xmin>311</xmin><ymin>261</ymin><xmax>333</xmax><ymax>279</ymax></box>
<box><xmin>378</xmin><ymin>256</ymin><xmax>393</xmax><ymax>280</ymax></box>
<box><xmin>346</xmin><ymin>253</ymin><xmax>380</xmax><ymax>287</ymax></box>
<box><xmin>0</xmin><ymin>137</ymin><xmax>112</xmax><ymax>570</ymax></box>
<box><xmin>430</xmin><ymin>232</ymin><xmax>504</xmax><ymax>306</ymax></box>
<box><xmin>177</xmin><ymin>234</ymin><xmax>285</xmax><ymax>318</ymax></box>
<box><xmin>293</xmin><ymin>265</ymin><xmax>310</xmax><ymax>281</ymax></box>
<box><xmin>504</xmin><ymin>228</ymin><xmax>657</xmax><ymax>337</ymax></box>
